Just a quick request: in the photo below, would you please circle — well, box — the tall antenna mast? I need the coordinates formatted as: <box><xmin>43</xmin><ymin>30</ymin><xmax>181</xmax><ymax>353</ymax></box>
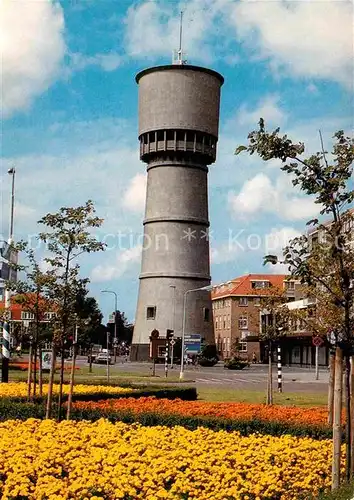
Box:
<box><xmin>172</xmin><ymin>10</ymin><xmax>187</xmax><ymax>65</ymax></box>
<box><xmin>179</xmin><ymin>10</ymin><xmax>183</xmax><ymax>58</ymax></box>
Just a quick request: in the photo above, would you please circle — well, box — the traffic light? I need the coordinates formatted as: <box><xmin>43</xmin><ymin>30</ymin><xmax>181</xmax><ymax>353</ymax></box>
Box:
<box><xmin>166</xmin><ymin>329</ymin><xmax>174</xmax><ymax>340</ymax></box>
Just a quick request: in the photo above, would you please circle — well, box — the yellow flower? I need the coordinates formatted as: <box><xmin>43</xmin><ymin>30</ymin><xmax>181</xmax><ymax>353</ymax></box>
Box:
<box><xmin>0</xmin><ymin>418</ymin><xmax>343</xmax><ymax>499</ymax></box>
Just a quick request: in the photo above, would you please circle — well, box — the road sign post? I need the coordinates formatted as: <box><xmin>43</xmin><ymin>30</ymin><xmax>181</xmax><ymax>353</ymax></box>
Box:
<box><xmin>312</xmin><ymin>336</ymin><xmax>324</xmax><ymax>380</ymax></box>
<box><xmin>184</xmin><ymin>334</ymin><xmax>201</xmax><ymax>355</ymax></box>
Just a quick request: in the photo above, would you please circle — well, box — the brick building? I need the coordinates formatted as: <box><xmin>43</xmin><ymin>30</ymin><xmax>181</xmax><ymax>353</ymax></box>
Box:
<box><xmin>211</xmin><ymin>274</ymin><xmax>302</xmax><ymax>361</ymax></box>
<box><xmin>0</xmin><ymin>295</ymin><xmax>56</xmax><ymax>348</ymax></box>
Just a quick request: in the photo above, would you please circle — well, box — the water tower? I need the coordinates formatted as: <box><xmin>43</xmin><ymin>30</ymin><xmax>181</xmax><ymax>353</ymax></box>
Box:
<box><xmin>130</xmin><ymin>51</ymin><xmax>224</xmax><ymax>361</ymax></box>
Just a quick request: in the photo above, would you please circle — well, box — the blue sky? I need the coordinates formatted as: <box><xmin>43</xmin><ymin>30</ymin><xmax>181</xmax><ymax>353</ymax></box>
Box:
<box><xmin>1</xmin><ymin>0</ymin><xmax>353</xmax><ymax>322</ymax></box>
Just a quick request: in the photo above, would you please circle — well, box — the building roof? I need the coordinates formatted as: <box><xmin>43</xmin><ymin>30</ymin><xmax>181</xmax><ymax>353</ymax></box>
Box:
<box><xmin>0</xmin><ymin>292</ymin><xmax>53</xmax><ymax>312</ymax></box>
<box><xmin>211</xmin><ymin>274</ymin><xmax>289</xmax><ymax>299</ymax></box>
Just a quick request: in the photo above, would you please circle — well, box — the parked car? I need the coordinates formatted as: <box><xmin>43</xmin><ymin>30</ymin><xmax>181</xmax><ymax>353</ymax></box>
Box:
<box><xmin>93</xmin><ymin>352</ymin><xmax>112</xmax><ymax>364</ymax></box>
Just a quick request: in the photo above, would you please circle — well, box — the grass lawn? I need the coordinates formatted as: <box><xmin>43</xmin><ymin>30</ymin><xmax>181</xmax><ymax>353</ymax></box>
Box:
<box><xmin>8</xmin><ymin>365</ymin><xmax>196</xmax><ymax>385</ymax></box>
<box><xmin>319</xmin><ymin>482</ymin><xmax>354</xmax><ymax>499</ymax></box>
<box><xmin>6</xmin><ymin>365</ymin><xmax>329</xmax><ymax>406</ymax></box>
<box><xmin>197</xmin><ymin>386</ymin><xmax>328</xmax><ymax>406</ymax></box>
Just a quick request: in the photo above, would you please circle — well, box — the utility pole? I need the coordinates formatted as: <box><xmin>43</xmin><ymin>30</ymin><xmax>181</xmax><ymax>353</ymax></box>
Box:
<box><xmin>106</xmin><ymin>330</ymin><xmax>110</xmax><ymax>384</ymax></box>
<box><xmin>2</xmin><ymin>167</ymin><xmax>16</xmax><ymax>383</ymax></box>
<box><xmin>169</xmin><ymin>285</ymin><xmax>176</xmax><ymax>368</ymax></box>
<box><xmin>101</xmin><ymin>290</ymin><xmax>118</xmax><ymax>363</ymax></box>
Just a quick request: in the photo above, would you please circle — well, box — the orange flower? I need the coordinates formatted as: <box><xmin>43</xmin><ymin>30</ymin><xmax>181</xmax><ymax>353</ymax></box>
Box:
<box><xmin>73</xmin><ymin>397</ymin><xmax>330</xmax><ymax>427</ymax></box>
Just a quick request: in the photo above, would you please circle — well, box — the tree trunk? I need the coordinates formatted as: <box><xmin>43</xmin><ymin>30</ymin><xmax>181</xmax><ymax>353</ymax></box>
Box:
<box><xmin>38</xmin><ymin>346</ymin><xmax>43</xmax><ymax>398</ymax></box>
<box><xmin>57</xmin><ymin>343</ymin><xmax>65</xmax><ymax>421</ymax></box>
<box><xmin>332</xmin><ymin>346</ymin><xmax>343</xmax><ymax>491</ymax></box>
<box><xmin>344</xmin><ymin>355</ymin><xmax>351</xmax><ymax>481</ymax></box>
<box><xmin>328</xmin><ymin>352</ymin><xmax>336</xmax><ymax>425</ymax></box>
<box><xmin>27</xmin><ymin>342</ymin><xmax>33</xmax><ymax>402</ymax></box>
<box><xmin>32</xmin><ymin>344</ymin><xmax>38</xmax><ymax>398</ymax></box>
<box><xmin>267</xmin><ymin>342</ymin><xmax>273</xmax><ymax>405</ymax></box>
<box><xmin>66</xmin><ymin>342</ymin><xmax>76</xmax><ymax>420</ymax></box>
<box><xmin>45</xmin><ymin>343</ymin><xmax>56</xmax><ymax>419</ymax></box>
<box><xmin>89</xmin><ymin>345</ymin><xmax>93</xmax><ymax>373</ymax></box>
<box><xmin>350</xmin><ymin>355</ymin><xmax>354</xmax><ymax>478</ymax></box>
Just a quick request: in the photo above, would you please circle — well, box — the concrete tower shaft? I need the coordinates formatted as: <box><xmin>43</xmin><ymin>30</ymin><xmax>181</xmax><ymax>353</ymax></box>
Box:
<box><xmin>131</xmin><ymin>65</ymin><xmax>223</xmax><ymax>361</ymax></box>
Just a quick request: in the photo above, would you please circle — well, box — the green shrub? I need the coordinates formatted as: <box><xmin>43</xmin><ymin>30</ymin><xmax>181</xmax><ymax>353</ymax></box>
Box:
<box><xmin>224</xmin><ymin>358</ymin><xmax>250</xmax><ymax>370</ymax></box>
<box><xmin>198</xmin><ymin>357</ymin><xmax>218</xmax><ymax>367</ymax></box>
<box><xmin>317</xmin><ymin>482</ymin><xmax>354</xmax><ymax>499</ymax></box>
<box><xmin>198</xmin><ymin>344</ymin><xmax>219</xmax><ymax>366</ymax></box>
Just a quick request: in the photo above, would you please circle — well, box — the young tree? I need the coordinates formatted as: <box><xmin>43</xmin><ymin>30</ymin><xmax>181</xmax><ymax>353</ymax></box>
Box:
<box><xmin>6</xmin><ymin>245</ymin><xmax>56</xmax><ymax>399</ymax></box>
<box><xmin>38</xmin><ymin>200</ymin><xmax>105</xmax><ymax>420</ymax></box>
<box><xmin>258</xmin><ymin>286</ymin><xmax>292</xmax><ymax>404</ymax></box>
<box><xmin>236</xmin><ymin>121</ymin><xmax>354</xmax><ymax>485</ymax></box>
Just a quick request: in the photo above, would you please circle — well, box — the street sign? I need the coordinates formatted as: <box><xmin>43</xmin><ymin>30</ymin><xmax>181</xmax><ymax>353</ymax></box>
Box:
<box><xmin>185</xmin><ymin>333</ymin><xmax>201</xmax><ymax>354</ymax></box>
<box><xmin>170</xmin><ymin>339</ymin><xmax>176</xmax><ymax>346</ymax></box>
<box><xmin>42</xmin><ymin>350</ymin><xmax>52</xmax><ymax>371</ymax></box>
<box><xmin>312</xmin><ymin>336</ymin><xmax>324</xmax><ymax>347</ymax></box>
<box><xmin>108</xmin><ymin>312</ymin><xmax>116</xmax><ymax>324</ymax></box>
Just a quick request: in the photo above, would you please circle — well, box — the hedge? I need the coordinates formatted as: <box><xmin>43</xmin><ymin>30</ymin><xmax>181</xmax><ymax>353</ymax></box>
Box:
<box><xmin>0</xmin><ymin>399</ymin><xmax>334</xmax><ymax>440</ymax></box>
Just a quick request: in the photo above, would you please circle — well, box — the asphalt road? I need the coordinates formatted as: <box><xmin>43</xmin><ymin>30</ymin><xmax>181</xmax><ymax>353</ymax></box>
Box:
<box><xmin>77</xmin><ymin>357</ymin><xmax>329</xmax><ymax>393</ymax></box>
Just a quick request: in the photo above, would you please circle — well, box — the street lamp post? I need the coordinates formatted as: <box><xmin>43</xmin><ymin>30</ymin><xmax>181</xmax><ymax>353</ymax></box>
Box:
<box><xmin>101</xmin><ymin>290</ymin><xmax>118</xmax><ymax>363</ymax></box>
<box><xmin>169</xmin><ymin>285</ymin><xmax>176</xmax><ymax>368</ymax></box>
<box><xmin>2</xmin><ymin>167</ymin><xmax>15</xmax><ymax>383</ymax></box>
<box><xmin>106</xmin><ymin>329</ymin><xmax>110</xmax><ymax>384</ymax></box>
<box><xmin>180</xmin><ymin>285</ymin><xmax>213</xmax><ymax>381</ymax></box>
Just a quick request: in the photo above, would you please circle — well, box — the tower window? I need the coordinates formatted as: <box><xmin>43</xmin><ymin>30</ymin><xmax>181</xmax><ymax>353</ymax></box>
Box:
<box><xmin>176</xmin><ymin>130</ymin><xmax>185</xmax><ymax>142</ymax></box>
<box><xmin>146</xmin><ymin>306</ymin><xmax>156</xmax><ymax>320</ymax></box>
<box><xmin>203</xmin><ymin>307</ymin><xmax>210</xmax><ymax>322</ymax></box>
<box><xmin>166</xmin><ymin>130</ymin><xmax>174</xmax><ymax>141</ymax></box>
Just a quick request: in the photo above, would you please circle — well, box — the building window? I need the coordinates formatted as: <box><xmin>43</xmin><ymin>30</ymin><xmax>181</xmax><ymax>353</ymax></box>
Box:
<box><xmin>251</xmin><ymin>281</ymin><xmax>270</xmax><ymax>289</ymax></box>
<box><xmin>21</xmin><ymin>311</ymin><xmax>35</xmax><ymax>320</ymax></box>
<box><xmin>157</xmin><ymin>346</ymin><xmax>166</xmax><ymax>358</ymax></box>
<box><xmin>146</xmin><ymin>306</ymin><xmax>156</xmax><ymax>320</ymax></box>
<box><xmin>239</xmin><ymin>297</ymin><xmax>248</xmax><ymax>306</ymax></box>
<box><xmin>203</xmin><ymin>307</ymin><xmax>210</xmax><ymax>322</ymax></box>
<box><xmin>44</xmin><ymin>312</ymin><xmax>56</xmax><ymax>320</ymax></box>
<box><xmin>238</xmin><ymin>316</ymin><xmax>248</xmax><ymax>329</ymax></box>
<box><xmin>239</xmin><ymin>331</ymin><xmax>248</xmax><ymax>352</ymax></box>
<box><xmin>254</xmin><ymin>297</ymin><xmax>261</xmax><ymax>306</ymax></box>
<box><xmin>285</xmin><ymin>281</ymin><xmax>295</xmax><ymax>290</ymax></box>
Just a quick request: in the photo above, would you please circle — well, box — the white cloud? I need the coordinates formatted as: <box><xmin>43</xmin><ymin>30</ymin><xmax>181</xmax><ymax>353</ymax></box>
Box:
<box><xmin>1</xmin><ymin>0</ymin><xmax>66</xmax><ymax>117</ymax></box>
<box><xmin>91</xmin><ymin>245</ymin><xmax>142</xmax><ymax>282</ymax></box>
<box><xmin>1</xmin><ymin>119</ymin><xmax>141</xmax><ymax>239</ymax></box>
<box><xmin>227</xmin><ymin>0</ymin><xmax>354</xmax><ymax>87</ymax></box>
<box><xmin>68</xmin><ymin>52</ymin><xmax>121</xmax><ymax>73</ymax></box>
<box><xmin>263</xmin><ymin>227</ymin><xmax>301</xmax><ymax>274</ymax></box>
<box><xmin>122</xmin><ymin>174</ymin><xmax>147</xmax><ymax>213</ymax></box>
<box><xmin>236</xmin><ymin>95</ymin><xmax>286</xmax><ymax>127</ymax></box>
<box><xmin>228</xmin><ymin>173</ymin><xmax>274</xmax><ymax>216</ymax></box>
<box><xmin>211</xmin><ymin>241</ymin><xmax>239</xmax><ymax>265</ymax></box>
<box><xmin>124</xmin><ymin>0</ymin><xmax>228</xmax><ymax>63</ymax></box>
<box><xmin>264</xmin><ymin>227</ymin><xmax>301</xmax><ymax>255</ymax></box>
<box><xmin>228</xmin><ymin>173</ymin><xmax>318</xmax><ymax>221</ymax></box>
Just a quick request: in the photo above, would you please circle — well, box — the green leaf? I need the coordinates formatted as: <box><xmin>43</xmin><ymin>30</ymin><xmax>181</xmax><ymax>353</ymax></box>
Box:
<box><xmin>234</xmin><ymin>145</ymin><xmax>248</xmax><ymax>155</ymax></box>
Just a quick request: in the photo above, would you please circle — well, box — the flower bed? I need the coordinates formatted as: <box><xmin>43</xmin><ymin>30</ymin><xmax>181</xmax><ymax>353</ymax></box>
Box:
<box><xmin>73</xmin><ymin>396</ymin><xmax>329</xmax><ymax>427</ymax></box>
<box><xmin>0</xmin><ymin>382</ymin><xmax>133</xmax><ymax>399</ymax></box>
<box><xmin>0</xmin><ymin>418</ymin><xmax>343</xmax><ymax>499</ymax></box>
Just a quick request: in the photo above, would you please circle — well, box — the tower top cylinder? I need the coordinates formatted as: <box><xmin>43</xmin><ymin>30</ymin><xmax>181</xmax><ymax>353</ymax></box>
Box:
<box><xmin>136</xmin><ymin>64</ymin><xmax>224</xmax><ymax>138</ymax></box>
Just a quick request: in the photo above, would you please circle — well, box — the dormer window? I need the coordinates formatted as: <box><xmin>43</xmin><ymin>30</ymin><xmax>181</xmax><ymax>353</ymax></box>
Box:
<box><xmin>251</xmin><ymin>280</ymin><xmax>270</xmax><ymax>289</ymax></box>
